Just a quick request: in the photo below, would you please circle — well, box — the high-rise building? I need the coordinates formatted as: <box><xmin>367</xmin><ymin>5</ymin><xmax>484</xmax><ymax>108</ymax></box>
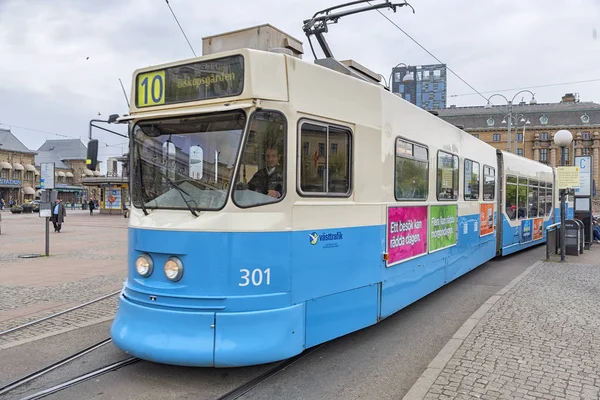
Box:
<box><xmin>391</xmin><ymin>63</ymin><xmax>447</xmax><ymax>110</ymax></box>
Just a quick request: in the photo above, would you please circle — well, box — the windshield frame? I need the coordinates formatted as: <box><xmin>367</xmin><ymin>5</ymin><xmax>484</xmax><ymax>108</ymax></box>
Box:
<box><xmin>130</xmin><ymin>109</ymin><xmax>248</xmax><ymax>212</ymax></box>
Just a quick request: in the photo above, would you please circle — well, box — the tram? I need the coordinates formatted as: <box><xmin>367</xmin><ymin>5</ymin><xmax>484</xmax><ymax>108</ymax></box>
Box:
<box><xmin>86</xmin><ymin>20</ymin><xmax>570</xmax><ymax>367</ymax></box>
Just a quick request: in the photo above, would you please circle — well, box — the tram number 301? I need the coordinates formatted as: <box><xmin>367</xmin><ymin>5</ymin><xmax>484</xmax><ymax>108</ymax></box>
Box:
<box><xmin>239</xmin><ymin>268</ymin><xmax>271</xmax><ymax>287</ymax></box>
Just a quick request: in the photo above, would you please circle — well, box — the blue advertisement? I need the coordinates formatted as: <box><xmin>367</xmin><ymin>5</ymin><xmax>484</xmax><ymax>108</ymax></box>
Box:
<box><xmin>520</xmin><ymin>220</ymin><xmax>533</xmax><ymax>243</ymax></box>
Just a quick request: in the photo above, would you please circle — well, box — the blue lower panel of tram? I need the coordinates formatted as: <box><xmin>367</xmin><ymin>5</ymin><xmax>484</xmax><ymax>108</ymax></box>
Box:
<box><xmin>111</xmin><ymin>213</ymin><xmax>514</xmax><ymax>367</ymax></box>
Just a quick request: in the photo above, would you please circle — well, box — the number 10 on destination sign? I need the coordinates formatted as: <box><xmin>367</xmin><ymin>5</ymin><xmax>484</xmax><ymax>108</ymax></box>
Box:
<box><xmin>137</xmin><ymin>70</ymin><xmax>165</xmax><ymax>107</ymax></box>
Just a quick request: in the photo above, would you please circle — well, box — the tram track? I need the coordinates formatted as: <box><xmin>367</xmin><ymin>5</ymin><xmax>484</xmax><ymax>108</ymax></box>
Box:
<box><xmin>0</xmin><ymin>290</ymin><xmax>121</xmax><ymax>339</ymax></box>
<box><xmin>216</xmin><ymin>344</ymin><xmax>324</xmax><ymax>400</ymax></box>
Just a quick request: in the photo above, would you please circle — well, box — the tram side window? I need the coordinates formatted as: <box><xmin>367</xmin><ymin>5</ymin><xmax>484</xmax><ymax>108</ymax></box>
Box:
<box><xmin>505</xmin><ymin>175</ymin><xmax>517</xmax><ymax>220</ymax></box>
<box><xmin>483</xmin><ymin>166</ymin><xmax>496</xmax><ymax>201</ymax></box>
<box><xmin>395</xmin><ymin>138</ymin><xmax>428</xmax><ymax>200</ymax></box>
<box><xmin>538</xmin><ymin>182</ymin><xmax>546</xmax><ymax>218</ymax></box>
<box><xmin>233</xmin><ymin>111</ymin><xmax>286</xmax><ymax>208</ymax></box>
<box><xmin>437</xmin><ymin>151</ymin><xmax>459</xmax><ymax>200</ymax></box>
<box><xmin>517</xmin><ymin>177</ymin><xmax>527</xmax><ymax>219</ymax></box>
<box><xmin>546</xmin><ymin>183</ymin><xmax>553</xmax><ymax>216</ymax></box>
<box><xmin>528</xmin><ymin>179</ymin><xmax>538</xmax><ymax>218</ymax></box>
<box><xmin>299</xmin><ymin>122</ymin><xmax>351</xmax><ymax>196</ymax></box>
<box><xmin>463</xmin><ymin>159</ymin><xmax>479</xmax><ymax>200</ymax></box>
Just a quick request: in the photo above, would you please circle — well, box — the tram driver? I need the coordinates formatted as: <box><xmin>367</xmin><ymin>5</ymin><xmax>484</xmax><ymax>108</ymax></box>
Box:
<box><xmin>248</xmin><ymin>146</ymin><xmax>284</xmax><ymax>199</ymax></box>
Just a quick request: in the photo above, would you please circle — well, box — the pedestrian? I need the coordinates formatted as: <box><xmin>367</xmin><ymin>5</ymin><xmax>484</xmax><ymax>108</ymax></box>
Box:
<box><xmin>0</xmin><ymin>198</ymin><xmax>4</xmax><ymax>210</ymax></box>
<box><xmin>52</xmin><ymin>198</ymin><xmax>66</xmax><ymax>232</ymax></box>
<box><xmin>88</xmin><ymin>198</ymin><xmax>95</xmax><ymax>215</ymax></box>
<box><xmin>593</xmin><ymin>217</ymin><xmax>600</xmax><ymax>244</ymax></box>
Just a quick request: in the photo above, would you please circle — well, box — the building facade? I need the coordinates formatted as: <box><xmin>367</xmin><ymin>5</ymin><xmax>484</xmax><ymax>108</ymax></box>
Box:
<box><xmin>392</xmin><ymin>63</ymin><xmax>447</xmax><ymax>110</ymax></box>
<box><xmin>35</xmin><ymin>139</ymin><xmax>98</xmax><ymax>204</ymax></box>
<box><xmin>0</xmin><ymin>128</ymin><xmax>38</xmax><ymax>205</ymax></box>
<box><xmin>436</xmin><ymin>94</ymin><xmax>600</xmax><ymax>196</ymax></box>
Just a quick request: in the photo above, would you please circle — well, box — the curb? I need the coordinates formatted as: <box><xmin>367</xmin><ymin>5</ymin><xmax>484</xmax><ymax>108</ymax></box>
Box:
<box><xmin>401</xmin><ymin>259</ymin><xmax>543</xmax><ymax>400</ymax></box>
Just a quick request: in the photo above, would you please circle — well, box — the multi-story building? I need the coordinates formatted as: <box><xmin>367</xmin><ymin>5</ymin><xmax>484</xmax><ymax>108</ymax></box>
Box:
<box><xmin>35</xmin><ymin>139</ymin><xmax>97</xmax><ymax>204</ymax></box>
<box><xmin>436</xmin><ymin>93</ymin><xmax>600</xmax><ymax>195</ymax></box>
<box><xmin>0</xmin><ymin>128</ymin><xmax>38</xmax><ymax>205</ymax></box>
<box><xmin>391</xmin><ymin>63</ymin><xmax>447</xmax><ymax>110</ymax></box>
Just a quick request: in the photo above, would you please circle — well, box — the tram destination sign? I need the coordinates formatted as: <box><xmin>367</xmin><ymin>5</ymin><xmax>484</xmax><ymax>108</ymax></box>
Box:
<box><xmin>135</xmin><ymin>55</ymin><xmax>244</xmax><ymax>108</ymax></box>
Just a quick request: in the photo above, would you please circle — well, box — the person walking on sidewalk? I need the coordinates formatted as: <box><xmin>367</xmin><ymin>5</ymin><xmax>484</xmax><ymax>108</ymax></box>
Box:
<box><xmin>88</xmin><ymin>198</ymin><xmax>95</xmax><ymax>215</ymax></box>
<box><xmin>52</xmin><ymin>198</ymin><xmax>66</xmax><ymax>232</ymax></box>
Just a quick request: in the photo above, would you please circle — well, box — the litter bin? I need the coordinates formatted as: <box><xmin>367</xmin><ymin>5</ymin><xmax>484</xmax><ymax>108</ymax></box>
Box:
<box><xmin>564</xmin><ymin>220</ymin><xmax>580</xmax><ymax>256</ymax></box>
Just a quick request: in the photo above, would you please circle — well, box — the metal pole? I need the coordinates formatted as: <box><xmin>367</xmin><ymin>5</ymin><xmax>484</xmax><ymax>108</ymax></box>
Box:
<box><xmin>45</xmin><ymin>216</ymin><xmax>50</xmax><ymax>256</ymax></box>
<box><xmin>560</xmin><ymin>145</ymin><xmax>566</xmax><ymax>262</ymax></box>
<box><xmin>507</xmin><ymin>102</ymin><xmax>512</xmax><ymax>152</ymax></box>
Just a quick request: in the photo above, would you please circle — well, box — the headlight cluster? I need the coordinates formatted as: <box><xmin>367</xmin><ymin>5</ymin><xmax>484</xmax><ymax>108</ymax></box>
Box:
<box><xmin>135</xmin><ymin>254</ymin><xmax>184</xmax><ymax>281</ymax></box>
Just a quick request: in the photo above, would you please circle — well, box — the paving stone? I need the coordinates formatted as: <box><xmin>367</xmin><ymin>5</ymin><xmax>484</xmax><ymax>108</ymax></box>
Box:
<box><xmin>422</xmin><ymin>261</ymin><xmax>600</xmax><ymax>398</ymax></box>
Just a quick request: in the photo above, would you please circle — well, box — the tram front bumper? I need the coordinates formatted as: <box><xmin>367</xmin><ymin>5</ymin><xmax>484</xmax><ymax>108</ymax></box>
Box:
<box><xmin>110</xmin><ymin>294</ymin><xmax>305</xmax><ymax>367</ymax></box>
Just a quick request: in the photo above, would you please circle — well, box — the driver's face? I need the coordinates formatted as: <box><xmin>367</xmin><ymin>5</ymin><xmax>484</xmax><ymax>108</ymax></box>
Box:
<box><xmin>265</xmin><ymin>149</ymin><xmax>279</xmax><ymax>168</ymax></box>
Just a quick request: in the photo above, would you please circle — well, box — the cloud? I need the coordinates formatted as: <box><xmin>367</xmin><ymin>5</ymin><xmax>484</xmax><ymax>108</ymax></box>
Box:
<box><xmin>0</xmin><ymin>0</ymin><xmax>599</xmax><ymax>169</ymax></box>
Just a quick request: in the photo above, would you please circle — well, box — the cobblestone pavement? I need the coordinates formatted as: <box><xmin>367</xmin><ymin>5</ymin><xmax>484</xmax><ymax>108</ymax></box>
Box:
<box><xmin>416</xmin><ymin>253</ymin><xmax>600</xmax><ymax>400</ymax></box>
<box><xmin>0</xmin><ymin>210</ymin><xmax>127</xmax><ymax>346</ymax></box>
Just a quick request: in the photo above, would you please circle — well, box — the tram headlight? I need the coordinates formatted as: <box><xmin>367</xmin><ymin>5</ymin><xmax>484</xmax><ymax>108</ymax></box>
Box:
<box><xmin>164</xmin><ymin>257</ymin><xmax>183</xmax><ymax>282</ymax></box>
<box><xmin>135</xmin><ymin>254</ymin><xmax>153</xmax><ymax>277</ymax></box>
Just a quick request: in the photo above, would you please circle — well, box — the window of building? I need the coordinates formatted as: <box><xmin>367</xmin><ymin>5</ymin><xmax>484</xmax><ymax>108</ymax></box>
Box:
<box><xmin>423</xmin><ymin>70</ymin><xmax>429</xmax><ymax>79</ymax></box>
<box><xmin>299</xmin><ymin>121</ymin><xmax>351</xmax><ymax>196</ymax></box>
<box><xmin>540</xmin><ymin>148</ymin><xmax>547</xmax><ymax>162</ymax></box>
<box><xmin>540</xmin><ymin>132</ymin><xmax>548</xmax><ymax>140</ymax></box>
<box><xmin>12</xmin><ymin>170</ymin><xmax>20</xmax><ymax>180</ymax></box>
<box><xmin>331</xmin><ymin>143</ymin><xmax>338</xmax><ymax>154</ymax></box>
<box><xmin>517</xmin><ymin>148</ymin><xmax>523</xmax><ymax>156</ymax></box>
<box><xmin>563</xmin><ymin>147</ymin><xmax>570</xmax><ymax>163</ymax></box>
<box><xmin>437</xmin><ymin>151</ymin><xmax>459</xmax><ymax>200</ymax></box>
<box><xmin>394</xmin><ymin>72</ymin><xmax>401</xmax><ymax>82</ymax></box>
<box><xmin>506</xmin><ymin>175</ymin><xmax>517</xmax><ymax>220</ymax></box>
<box><xmin>25</xmin><ymin>171</ymin><xmax>33</xmax><ymax>181</ymax></box>
<box><xmin>486</xmin><ymin>118</ymin><xmax>495</xmax><ymax>127</ymax></box>
<box><xmin>582</xmin><ymin>131</ymin><xmax>591</xmax><ymax>139</ymax></box>
<box><xmin>395</xmin><ymin>138</ymin><xmax>428</xmax><ymax>200</ymax></box>
<box><xmin>515</xmin><ymin>133</ymin><xmax>523</xmax><ymax>142</ymax></box>
<box><xmin>464</xmin><ymin>159</ymin><xmax>480</xmax><ymax>200</ymax></box>
<box><xmin>583</xmin><ymin>148</ymin><xmax>590</xmax><ymax>156</ymax></box>
<box><xmin>434</xmin><ymin>69</ymin><xmax>441</xmax><ymax>77</ymax></box>
<box><xmin>0</xmin><ymin>170</ymin><xmax>7</xmax><ymax>179</ymax></box>
<box><xmin>483</xmin><ymin>166</ymin><xmax>496</xmax><ymax>201</ymax></box>
<box><xmin>303</xmin><ymin>142</ymin><xmax>309</xmax><ymax>155</ymax></box>
<box><xmin>493</xmin><ymin>134</ymin><xmax>501</xmax><ymax>142</ymax></box>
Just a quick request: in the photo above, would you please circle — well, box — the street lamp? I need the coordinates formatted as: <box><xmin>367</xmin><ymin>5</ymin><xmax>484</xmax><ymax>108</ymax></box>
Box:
<box><xmin>554</xmin><ymin>129</ymin><xmax>573</xmax><ymax>262</ymax></box>
<box><xmin>388</xmin><ymin>62</ymin><xmax>415</xmax><ymax>92</ymax></box>
<box><xmin>484</xmin><ymin>90</ymin><xmax>537</xmax><ymax>153</ymax></box>
<box><xmin>502</xmin><ymin>114</ymin><xmax>531</xmax><ymax>154</ymax></box>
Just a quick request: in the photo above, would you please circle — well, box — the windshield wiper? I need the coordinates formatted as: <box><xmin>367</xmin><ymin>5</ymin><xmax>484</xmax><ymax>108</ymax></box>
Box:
<box><xmin>154</xmin><ymin>168</ymin><xmax>199</xmax><ymax>217</ymax></box>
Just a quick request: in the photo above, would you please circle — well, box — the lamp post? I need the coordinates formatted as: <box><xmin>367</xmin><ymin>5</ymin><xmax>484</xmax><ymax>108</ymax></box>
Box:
<box><xmin>485</xmin><ymin>90</ymin><xmax>537</xmax><ymax>153</ymax></box>
<box><xmin>554</xmin><ymin>129</ymin><xmax>573</xmax><ymax>262</ymax></box>
<box><xmin>388</xmin><ymin>62</ymin><xmax>415</xmax><ymax>94</ymax></box>
<box><xmin>501</xmin><ymin>113</ymin><xmax>530</xmax><ymax>154</ymax></box>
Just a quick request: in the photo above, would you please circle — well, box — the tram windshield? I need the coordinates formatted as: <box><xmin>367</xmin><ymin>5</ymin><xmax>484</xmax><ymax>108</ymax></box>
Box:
<box><xmin>132</xmin><ymin>111</ymin><xmax>246</xmax><ymax>211</ymax></box>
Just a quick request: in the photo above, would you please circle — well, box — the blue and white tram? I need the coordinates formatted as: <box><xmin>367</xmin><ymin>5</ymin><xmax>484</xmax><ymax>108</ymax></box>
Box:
<box><xmin>94</xmin><ymin>45</ymin><xmax>559</xmax><ymax>368</ymax></box>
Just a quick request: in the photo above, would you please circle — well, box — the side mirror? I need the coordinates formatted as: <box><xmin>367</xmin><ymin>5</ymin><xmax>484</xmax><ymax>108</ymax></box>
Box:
<box><xmin>87</xmin><ymin>139</ymin><xmax>99</xmax><ymax>171</ymax></box>
<box><xmin>107</xmin><ymin>114</ymin><xmax>119</xmax><ymax>124</ymax></box>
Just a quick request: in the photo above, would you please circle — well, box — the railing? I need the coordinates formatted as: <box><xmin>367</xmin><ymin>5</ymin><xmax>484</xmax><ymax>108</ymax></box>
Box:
<box><xmin>546</xmin><ymin>222</ymin><xmax>560</xmax><ymax>260</ymax></box>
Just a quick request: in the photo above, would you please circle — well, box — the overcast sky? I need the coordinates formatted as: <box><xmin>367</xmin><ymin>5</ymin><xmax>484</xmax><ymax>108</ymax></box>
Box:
<box><xmin>1</xmin><ymin>0</ymin><xmax>599</xmax><ymax>171</ymax></box>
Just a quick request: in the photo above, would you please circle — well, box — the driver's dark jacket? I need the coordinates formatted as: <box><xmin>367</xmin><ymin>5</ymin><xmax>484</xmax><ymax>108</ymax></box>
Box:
<box><xmin>248</xmin><ymin>165</ymin><xmax>284</xmax><ymax>195</ymax></box>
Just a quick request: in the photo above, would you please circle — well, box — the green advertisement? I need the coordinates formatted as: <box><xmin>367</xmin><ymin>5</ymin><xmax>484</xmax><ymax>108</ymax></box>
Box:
<box><xmin>429</xmin><ymin>205</ymin><xmax>458</xmax><ymax>252</ymax></box>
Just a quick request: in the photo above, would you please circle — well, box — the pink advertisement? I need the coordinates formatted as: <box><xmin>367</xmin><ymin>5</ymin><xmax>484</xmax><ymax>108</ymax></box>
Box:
<box><xmin>387</xmin><ymin>205</ymin><xmax>428</xmax><ymax>266</ymax></box>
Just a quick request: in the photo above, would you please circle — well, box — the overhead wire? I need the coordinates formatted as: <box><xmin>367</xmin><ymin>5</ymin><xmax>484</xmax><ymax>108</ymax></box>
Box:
<box><xmin>165</xmin><ymin>0</ymin><xmax>197</xmax><ymax>57</ymax></box>
<box><xmin>367</xmin><ymin>1</ymin><xmax>489</xmax><ymax>103</ymax></box>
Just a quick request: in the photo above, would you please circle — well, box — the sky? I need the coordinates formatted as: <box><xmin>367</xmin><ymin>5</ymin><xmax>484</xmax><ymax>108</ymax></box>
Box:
<box><xmin>1</xmin><ymin>0</ymin><xmax>599</xmax><ymax>172</ymax></box>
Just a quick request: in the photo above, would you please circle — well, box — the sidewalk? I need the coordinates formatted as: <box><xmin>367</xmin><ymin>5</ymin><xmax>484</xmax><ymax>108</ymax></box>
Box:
<box><xmin>0</xmin><ymin>210</ymin><xmax>127</xmax><ymax>347</ymax></box>
<box><xmin>404</xmin><ymin>245</ymin><xmax>600</xmax><ymax>400</ymax></box>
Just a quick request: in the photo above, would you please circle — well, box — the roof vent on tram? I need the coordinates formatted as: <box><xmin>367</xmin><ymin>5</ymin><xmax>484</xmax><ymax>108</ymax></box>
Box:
<box><xmin>201</xmin><ymin>24</ymin><xmax>304</xmax><ymax>59</ymax></box>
